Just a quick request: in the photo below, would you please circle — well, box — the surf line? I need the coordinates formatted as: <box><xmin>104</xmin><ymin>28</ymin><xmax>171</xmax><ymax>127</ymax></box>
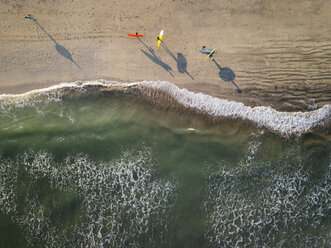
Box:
<box><xmin>1</xmin><ymin>80</ymin><xmax>329</xmax><ymax>136</ymax></box>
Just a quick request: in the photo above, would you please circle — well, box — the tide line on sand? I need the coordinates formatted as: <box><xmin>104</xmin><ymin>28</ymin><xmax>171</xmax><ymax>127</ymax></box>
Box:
<box><xmin>0</xmin><ymin>80</ymin><xmax>330</xmax><ymax>136</ymax></box>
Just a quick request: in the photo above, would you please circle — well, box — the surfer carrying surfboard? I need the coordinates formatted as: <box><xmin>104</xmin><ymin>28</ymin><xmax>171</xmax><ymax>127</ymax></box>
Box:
<box><xmin>128</xmin><ymin>32</ymin><xmax>144</xmax><ymax>38</ymax></box>
<box><xmin>24</xmin><ymin>14</ymin><xmax>37</xmax><ymax>21</ymax></box>
<box><xmin>200</xmin><ymin>46</ymin><xmax>216</xmax><ymax>59</ymax></box>
<box><xmin>157</xmin><ymin>30</ymin><xmax>164</xmax><ymax>47</ymax></box>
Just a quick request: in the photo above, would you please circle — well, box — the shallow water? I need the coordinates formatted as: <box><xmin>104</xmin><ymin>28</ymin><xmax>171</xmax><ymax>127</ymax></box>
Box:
<box><xmin>0</xmin><ymin>87</ymin><xmax>330</xmax><ymax>247</ymax></box>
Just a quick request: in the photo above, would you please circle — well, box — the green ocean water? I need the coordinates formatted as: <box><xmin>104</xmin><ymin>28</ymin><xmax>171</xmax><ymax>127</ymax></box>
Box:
<box><xmin>0</xmin><ymin>90</ymin><xmax>330</xmax><ymax>248</ymax></box>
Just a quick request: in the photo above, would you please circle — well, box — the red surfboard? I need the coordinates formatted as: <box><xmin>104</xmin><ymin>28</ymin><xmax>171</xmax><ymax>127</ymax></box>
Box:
<box><xmin>128</xmin><ymin>34</ymin><xmax>144</xmax><ymax>37</ymax></box>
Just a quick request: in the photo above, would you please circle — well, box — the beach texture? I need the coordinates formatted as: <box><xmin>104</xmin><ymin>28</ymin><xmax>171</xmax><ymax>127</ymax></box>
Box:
<box><xmin>1</xmin><ymin>0</ymin><xmax>330</xmax><ymax>110</ymax></box>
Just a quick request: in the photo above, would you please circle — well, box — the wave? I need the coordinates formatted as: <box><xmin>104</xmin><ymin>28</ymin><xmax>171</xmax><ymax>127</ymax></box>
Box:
<box><xmin>0</xmin><ymin>80</ymin><xmax>330</xmax><ymax>136</ymax></box>
<box><xmin>204</xmin><ymin>148</ymin><xmax>331</xmax><ymax>247</ymax></box>
<box><xmin>0</xmin><ymin>148</ymin><xmax>176</xmax><ymax>247</ymax></box>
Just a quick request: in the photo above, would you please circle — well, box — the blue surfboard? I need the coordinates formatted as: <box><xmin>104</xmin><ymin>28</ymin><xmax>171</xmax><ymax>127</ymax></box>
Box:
<box><xmin>200</xmin><ymin>49</ymin><xmax>215</xmax><ymax>55</ymax></box>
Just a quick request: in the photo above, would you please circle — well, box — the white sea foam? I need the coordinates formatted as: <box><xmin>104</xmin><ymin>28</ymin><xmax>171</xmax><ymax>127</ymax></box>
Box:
<box><xmin>204</xmin><ymin>147</ymin><xmax>331</xmax><ymax>247</ymax></box>
<box><xmin>141</xmin><ymin>81</ymin><xmax>330</xmax><ymax>135</ymax></box>
<box><xmin>0</xmin><ymin>148</ymin><xmax>176</xmax><ymax>247</ymax></box>
<box><xmin>1</xmin><ymin>80</ymin><xmax>330</xmax><ymax>135</ymax></box>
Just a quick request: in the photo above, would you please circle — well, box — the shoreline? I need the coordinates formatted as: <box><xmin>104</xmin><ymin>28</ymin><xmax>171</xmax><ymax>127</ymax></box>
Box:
<box><xmin>1</xmin><ymin>79</ymin><xmax>330</xmax><ymax>136</ymax></box>
<box><xmin>1</xmin><ymin>0</ymin><xmax>330</xmax><ymax>111</ymax></box>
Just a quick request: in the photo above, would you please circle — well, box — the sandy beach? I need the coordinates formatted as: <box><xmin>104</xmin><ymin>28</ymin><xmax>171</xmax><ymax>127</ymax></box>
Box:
<box><xmin>1</xmin><ymin>2</ymin><xmax>331</xmax><ymax>246</ymax></box>
<box><xmin>1</xmin><ymin>0</ymin><xmax>330</xmax><ymax>111</ymax></box>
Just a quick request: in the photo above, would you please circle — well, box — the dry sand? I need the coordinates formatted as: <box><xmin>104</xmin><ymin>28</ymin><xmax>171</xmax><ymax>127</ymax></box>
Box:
<box><xmin>1</xmin><ymin>0</ymin><xmax>330</xmax><ymax>111</ymax></box>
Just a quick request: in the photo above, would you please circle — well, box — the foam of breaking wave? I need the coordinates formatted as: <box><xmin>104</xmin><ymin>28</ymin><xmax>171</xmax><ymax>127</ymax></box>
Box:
<box><xmin>238</xmin><ymin>132</ymin><xmax>263</xmax><ymax>168</ymax></box>
<box><xmin>140</xmin><ymin>81</ymin><xmax>330</xmax><ymax>135</ymax></box>
<box><xmin>0</xmin><ymin>86</ymin><xmax>65</xmax><ymax>111</ymax></box>
<box><xmin>0</xmin><ymin>80</ymin><xmax>330</xmax><ymax>135</ymax></box>
<box><xmin>0</xmin><ymin>148</ymin><xmax>176</xmax><ymax>247</ymax></box>
<box><xmin>204</xmin><ymin>145</ymin><xmax>331</xmax><ymax>247</ymax></box>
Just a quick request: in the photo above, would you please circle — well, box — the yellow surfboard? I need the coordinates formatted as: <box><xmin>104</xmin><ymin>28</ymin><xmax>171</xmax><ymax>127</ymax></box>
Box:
<box><xmin>205</xmin><ymin>49</ymin><xmax>215</xmax><ymax>60</ymax></box>
<box><xmin>157</xmin><ymin>30</ymin><xmax>164</xmax><ymax>47</ymax></box>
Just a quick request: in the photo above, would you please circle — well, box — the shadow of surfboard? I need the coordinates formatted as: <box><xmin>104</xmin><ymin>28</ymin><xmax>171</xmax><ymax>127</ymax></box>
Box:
<box><xmin>138</xmin><ymin>38</ymin><xmax>173</xmax><ymax>77</ymax></box>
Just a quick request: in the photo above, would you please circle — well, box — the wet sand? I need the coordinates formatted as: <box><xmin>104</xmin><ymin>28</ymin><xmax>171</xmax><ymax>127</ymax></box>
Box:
<box><xmin>0</xmin><ymin>0</ymin><xmax>330</xmax><ymax>111</ymax></box>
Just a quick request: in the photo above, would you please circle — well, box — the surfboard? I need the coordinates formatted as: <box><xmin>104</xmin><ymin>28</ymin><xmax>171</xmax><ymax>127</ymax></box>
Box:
<box><xmin>157</xmin><ymin>30</ymin><xmax>164</xmax><ymax>47</ymax></box>
<box><xmin>199</xmin><ymin>49</ymin><xmax>215</xmax><ymax>55</ymax></box>
<box><xmin>128</xmin><ymin>34</ymin><xmax>144</xmax><ymax>37</ymax></box>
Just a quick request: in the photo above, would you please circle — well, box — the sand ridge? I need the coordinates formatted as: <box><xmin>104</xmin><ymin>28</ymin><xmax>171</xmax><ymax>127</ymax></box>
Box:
<box><xmin>0</xmin><ymin>0</ymin><xmax>330</xmax><ymax>111</ymax></box>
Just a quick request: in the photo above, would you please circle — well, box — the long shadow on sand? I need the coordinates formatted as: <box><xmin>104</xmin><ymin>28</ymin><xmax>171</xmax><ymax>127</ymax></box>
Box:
<box><xmin>33</xmin><ymin>20</ymin><xmax>82</xmax><ymax>71</ymax></box>
<box><xmin>138</xmin><ymin>38</ymin><xmax>173</xmax><ymax>77</ymax></box>
<box><xmin>161</xmin><ymin>42</ymin><xmax>194</xmax><ymax>80</ymax></box>
<box><xmin>211</xmin><ymin>58</ymin><xmax>241</xmax><ymax>93</ymax></box>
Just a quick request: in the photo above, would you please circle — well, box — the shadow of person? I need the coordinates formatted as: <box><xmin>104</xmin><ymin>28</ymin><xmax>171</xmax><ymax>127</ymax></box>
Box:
<box><xmin>138</xmin><ymin>38</ymin><xmax>173</xmax><ymax>77</ymax></box>
<box><xmin>33</xmin><ymin>20</ymin><xmax>82</xmax><ymax>71</ymax></box>
<box><xmin>177</xmin><ymin>53</ymin><xmax>194</xmax><ymax>80</ymax></box>
<box><xmin>219</xmin><ymin>67</ymin><xmax>235</xmax><ymax>82</ymax></box>
<box><xmin>211</xmin><ymin>58</ymin><xmax>241</xmax><ymax>93</ymax></box>
<box><xmin>161</xmin><ymin>43</ymin><xmax>194</xmax><ymax>80</ymax></box>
